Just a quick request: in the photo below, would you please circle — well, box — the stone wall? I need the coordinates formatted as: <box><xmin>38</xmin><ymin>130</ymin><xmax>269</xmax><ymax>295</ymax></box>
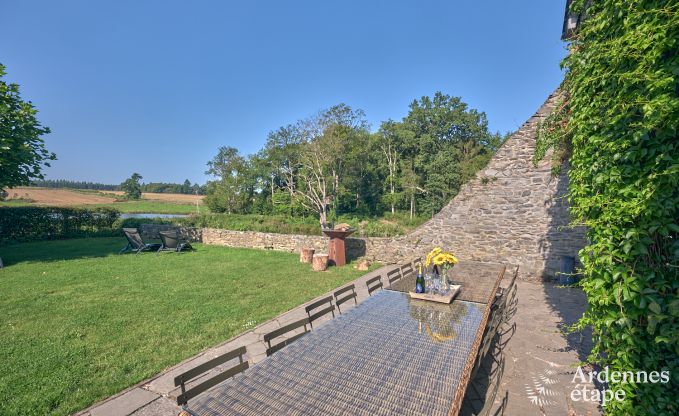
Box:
<box><xmin>140</xmin><ymin>91</ymin><xmax>586</xmax><ymax>281</ymax></box>
<box><xmin>200</xmin><ymin>228</ymin><xmax>389</xmax><ymax>261</ymax></box>
<box><xmin>368</xmin><ymin>91</ymin><xmax>587</xmax><ymax>280</ymax></box>
<box><xmin>139</xmin><ymin>224</ymin><xmax>202</xmax><ymax>242</ymax></box>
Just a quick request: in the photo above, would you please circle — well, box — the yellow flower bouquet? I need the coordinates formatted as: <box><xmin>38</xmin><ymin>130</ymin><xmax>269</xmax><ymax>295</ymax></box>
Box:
<box><xmin>425</xmin><ymin>247</ymin><xmax>459</xmax><ymax>289</ymax></box>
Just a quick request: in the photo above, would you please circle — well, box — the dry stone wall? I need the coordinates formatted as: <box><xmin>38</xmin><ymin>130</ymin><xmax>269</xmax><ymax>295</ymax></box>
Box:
<box><xmin>139</xmin><ymin>91</ymin><xmax>585</xmax><ymax>281</ymax></box>
<box><xmin>368</xmin><ymin>91</ymin><xmax>587</xmax><ymax>280</ymax></box>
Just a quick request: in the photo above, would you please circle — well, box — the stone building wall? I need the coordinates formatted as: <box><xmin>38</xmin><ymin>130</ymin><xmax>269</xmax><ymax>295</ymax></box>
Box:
<box><xmin>140</xmin><ymin>91</ymin><xmax>586</xmax><ymax>281</ymax></box>
<box><xmin>368</xmin><ymin>91</ymin><xmax>587</xmax><ymax>280</ymax></box>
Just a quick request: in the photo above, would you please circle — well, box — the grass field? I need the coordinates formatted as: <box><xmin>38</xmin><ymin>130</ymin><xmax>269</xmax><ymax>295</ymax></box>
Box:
<box><xmin>0</xmin><ymin>238</ymin><xmax>376</xmax><ymax>415</ymax></box>
<box><xmin>1</xmin><ymin>187</ymin><xmax>204</xmax><ymax>214</ymax></box>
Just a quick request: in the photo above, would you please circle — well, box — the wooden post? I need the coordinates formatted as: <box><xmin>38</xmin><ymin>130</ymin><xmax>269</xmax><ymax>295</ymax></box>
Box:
<box><xmin>312</xmin><ymin>253</ymin><xmax>329</xmax><ymax>271</ymax></box>
<box><xmin>300</xmin><ymin>248</ymin><xmax>315</xmax><ymax>263</ymax></box>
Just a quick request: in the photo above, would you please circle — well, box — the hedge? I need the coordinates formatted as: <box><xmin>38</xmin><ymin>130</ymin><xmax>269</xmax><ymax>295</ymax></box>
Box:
<box><xmin>0</xmin><ymin>206</ymin><xmax>120</xmax><ymax>243</ymax></box>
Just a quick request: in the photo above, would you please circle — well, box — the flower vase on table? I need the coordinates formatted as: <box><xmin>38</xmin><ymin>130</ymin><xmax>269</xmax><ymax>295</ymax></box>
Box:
<box><xmin>425</xmin><ymin>247</ymin><xmax>459</xmax><ymax>294</ymax></box>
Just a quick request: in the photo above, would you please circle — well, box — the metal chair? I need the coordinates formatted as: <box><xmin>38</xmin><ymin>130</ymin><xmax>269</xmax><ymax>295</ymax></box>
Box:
<box><xmin>333</xmin><ymin>284</ymin><xmax>357</xmax><ymax>314</ymax></box>
<box><xmin>366</xmin><ymin>275</ymin><xmax>383</xmax><ymax>296</ymax></box>
<box><xmin>304</xmin><ymin>296</ymin><xmax>335</xmax><ymax>328</ymax></box>
<box><xmin>400</xmin><ymin>263</ymin><xmax>414</xmax><ymax>279</ymax></box>
<box><xmin>386</xmin><ymin>268</ymin><xmax>402</xmax><ymax>286</ymax></box>
<box><xmin>174</xmin><ymin>346</ymin><xmax>248</xmax><ymax>407</ymax></box>
<box><xmin>263</xmin><ymin>318</ymin><xmax>310</xmax><ymax>356</ymax></box>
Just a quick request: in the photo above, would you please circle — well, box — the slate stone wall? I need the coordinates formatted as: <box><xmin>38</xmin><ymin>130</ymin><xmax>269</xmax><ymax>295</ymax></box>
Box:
<box><xmin>367</xmin><ymin>91</ymin><xmax>587</xmax><ymax>280</ymax></box>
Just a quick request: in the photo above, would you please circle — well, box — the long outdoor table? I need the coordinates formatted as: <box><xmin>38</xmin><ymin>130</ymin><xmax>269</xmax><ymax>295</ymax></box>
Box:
<box><xmin>188</xmin><ymin>263</ymin><xmax>506</xmax><ymax>416</ymax></box>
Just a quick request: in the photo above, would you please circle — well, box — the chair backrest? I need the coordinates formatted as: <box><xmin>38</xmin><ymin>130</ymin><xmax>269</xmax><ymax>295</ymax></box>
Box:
<box><xmin>386</xmin><ymin>268</ymin><xmax>402</xmax><ymax>286</ymax></box>
<box><xmin>502</xmin><ymin>266</ymin><xmax>519</xmax><ymax>323</ymax></box>
<box><xmin>264</xmin><ymin>317</ymin><xmax>310</xmax><ymax>356</ymax></box>
<box><xmin>123</xmin><ymin>228</ymin><xmax>145</xmax><ymax>249</ymax></box>
<box><xmin>400</xmin><ymin>263</ymin><xmax>414</xmax><ymax>279</ymax></box>
<box><xmin>366</xmin><ymin>275</ymin><xmax>383</xmax><ymax>296</ymax></box>
<box><xmin>159</xmin><ymin>230</ymin><xmax>180</xmax><ymax>249</ymax></box>
<box><xmin>174</xmin><ymin>346</ymin><xmax>248</xmax><ymax>406</ymax></box>
<box><xmin>333</xmin><ymin>284</ymin><xmax>357</xmax><ymax>314</ymax></box>
<box><xmin>304</xmin><ymin>296</ymin><xmax>335</xmax><ymax>328</ymax></box>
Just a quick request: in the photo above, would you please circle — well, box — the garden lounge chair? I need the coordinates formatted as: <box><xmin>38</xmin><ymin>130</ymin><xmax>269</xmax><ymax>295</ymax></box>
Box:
<box><xmin>120</xmin><ymin>228</ymin><xmax>160</xmax><ymax>254</ymax></box>
<box><xmin>157</xmin><ymin>230</ymin><xmax>194</xmax><ymax>254</ymax></box>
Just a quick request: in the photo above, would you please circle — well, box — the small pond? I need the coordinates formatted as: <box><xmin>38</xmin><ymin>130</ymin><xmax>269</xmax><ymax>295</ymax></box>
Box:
<box><xmin>120</xmin><ymin>213</ymin><xmax>189</xmax><ymax>219</ymax></box>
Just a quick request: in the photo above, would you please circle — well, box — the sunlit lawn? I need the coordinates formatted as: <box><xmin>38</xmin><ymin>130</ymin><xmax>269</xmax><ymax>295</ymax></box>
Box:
<box><xmin>0</xmin><ymin>238</ymin><xmax>376</xmax><ymax>415</ymax></box>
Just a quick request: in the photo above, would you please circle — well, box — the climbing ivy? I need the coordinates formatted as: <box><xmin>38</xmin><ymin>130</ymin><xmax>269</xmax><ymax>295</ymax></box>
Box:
<box><xmin>536</xmin><ymin>1</ymin><xmax>679</xmax><ymax>414</ymax></box>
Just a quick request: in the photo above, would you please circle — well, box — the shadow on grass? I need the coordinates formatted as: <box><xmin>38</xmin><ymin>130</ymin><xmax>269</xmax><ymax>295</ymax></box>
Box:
<box><xmin>0</xmin><ymin>237</ymin><xmax>132</xmax><ymax>266</ymax></box>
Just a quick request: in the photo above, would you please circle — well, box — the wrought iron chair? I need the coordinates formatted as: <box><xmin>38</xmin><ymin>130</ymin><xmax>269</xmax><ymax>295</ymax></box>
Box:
<box><xmin>304</xmin><ymin>296</ymin><xmax>335</xmax><ymax>328</ymax></box>
<box><xmin>386</xmin><ymin>268</ymin><xmax>402</xmax><ymax>287</ymax></box>
<box><xmin>174</xmin><ymin>346</ymin><xmax>249</xmax><ymax>408</ymax></box>
<box><xmin>263</xmin><ymin>317</ymin><xmax>311</xmax><ymax>356</ymax></box>
<box><xmin>400</xmin><ymin>263</ymin><xmax>415</xmax><ymax>279</ymax></box>
<box><xmin>333</xmin><ymin>284</ymin><xmax>357</xmax><ymax>314</ymax></box>
<box><xmin>462</xmin><ymin>266</ymin><xmax>519</xmax><ymax>415</ymax></box>
<box><xmin>366</xmin><ymin>275</ymin><xmax>384</xmax><ymax>296</ymax></box>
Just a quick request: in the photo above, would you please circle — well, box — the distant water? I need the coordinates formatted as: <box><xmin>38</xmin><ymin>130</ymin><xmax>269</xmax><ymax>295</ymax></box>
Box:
<box><xmin>120</xmin><ymin>213</ymin><xmax>188</xmax><ymax>219</ymax></box>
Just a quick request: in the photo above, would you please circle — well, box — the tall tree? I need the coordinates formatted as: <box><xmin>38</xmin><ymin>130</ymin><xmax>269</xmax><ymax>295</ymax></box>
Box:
<box><xmin>204</xmin><ymin>146</ymin><xmax>254</xmax><ymax>213</ymax></box>
<box><xmin>121</xmin><ymin>173</ymin><xmax>142</xmax><ymax>199</ymax></box>
<box><xmin>0</xmin><ymin>63</ymin><xmax>55</xmax><ymax>190</ymax></box>
<box><xmin>287</xmin><ymin>104</ymin><xmax>368</xmax><ymax>227</ymax></box>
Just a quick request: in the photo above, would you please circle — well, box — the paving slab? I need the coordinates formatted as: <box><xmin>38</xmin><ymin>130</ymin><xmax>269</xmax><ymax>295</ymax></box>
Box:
<box><xmin>130</xmin><ymin>396</ymin><xmax>179</xmax><ymax>416</ymax></box>
<box><xmin>490</xmin><ymin>280</ymin><xmax>601</xmax><ymax>416</ymax></box>
<box><xmin>89</xmin><ymin>388</ymin><xmax>159</xmax><ymax>416</ymax></box>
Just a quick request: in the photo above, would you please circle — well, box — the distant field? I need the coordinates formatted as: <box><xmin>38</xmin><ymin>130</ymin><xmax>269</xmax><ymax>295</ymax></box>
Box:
<box><xmin>2</xmin><ymin>187</ymin><xmax>204</xmax><ymax>214</ymax></box>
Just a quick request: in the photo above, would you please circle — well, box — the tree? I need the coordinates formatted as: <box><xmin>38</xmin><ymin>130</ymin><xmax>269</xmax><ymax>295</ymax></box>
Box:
<box><xmin>182</xmin><ymin>179</ymin><xmax>191</xmax><ymax>194</ymax></box>
<box><xmin>286</xmin><ymin>104</ymin><xmax>369</xmax><ymax>227</ymax></box>
<box><xmin>120</xmin><ymin>173</ymin><xmax>142</xmax><ymax>199</ymax></box>
<box><xmin>0</xmin><ymin>63</ymin><xmax>55</xmax><ymax>190</ymax></box>
<box><xmin>204</xmin><ymin>146</ymin><xmax>254</xmax><ymax>213</ymax></box>
<box><xmin>398</xmin><ymin>92</ymin><xmax>502</xmax><ymax>215</ymax></box>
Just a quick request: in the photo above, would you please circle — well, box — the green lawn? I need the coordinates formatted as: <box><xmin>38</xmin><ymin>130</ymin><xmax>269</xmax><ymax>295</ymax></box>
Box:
<box><xmin>86</xmin><ymin>200</ymin><xmax>204</xmax><ymax>214</ymax></box>
<box><xmin>0</xmin><ymin>238</ymin><xmax>376</xmax><ymax>415</ymax></box>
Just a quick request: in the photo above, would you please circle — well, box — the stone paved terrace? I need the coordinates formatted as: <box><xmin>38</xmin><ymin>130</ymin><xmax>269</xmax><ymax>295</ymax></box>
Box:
<box><xmin>78</xmin><ymin>265</ymin><xmax>600</xmax><ymax>416</ymax></box>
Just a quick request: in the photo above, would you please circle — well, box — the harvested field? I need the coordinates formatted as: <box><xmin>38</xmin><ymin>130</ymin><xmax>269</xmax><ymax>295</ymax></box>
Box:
<box><xmin>6</xmin><ymin>187</ymin><xmax>115</xmax><ymax>205</ymax></box>
<box><xmin>5</xmin><ymin>187</ymin><xmax>204</xmax><ymax>206</ymax></box>
<box><xmin>107</xmin><ymin>190</ymin><xmax>203</xmax><ymax>204</ymax></box>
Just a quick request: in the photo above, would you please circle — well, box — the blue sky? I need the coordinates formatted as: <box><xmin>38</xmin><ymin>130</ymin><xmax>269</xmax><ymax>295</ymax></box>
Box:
<box><xmin>1</xmin><ymin>0</ymin><xmax>568</xmax><ymax>185</ymax></box>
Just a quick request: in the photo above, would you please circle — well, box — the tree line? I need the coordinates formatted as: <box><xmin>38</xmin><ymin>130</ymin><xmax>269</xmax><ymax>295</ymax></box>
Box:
<box><xmin>205</xmin><ymin>92</ymin><xmax>507</xmax><ymax>226</ymax></box>
<box><xmin>31</xmin><ymin>178</ymin><xmax>205</xmax><ymax>195</ymax></box>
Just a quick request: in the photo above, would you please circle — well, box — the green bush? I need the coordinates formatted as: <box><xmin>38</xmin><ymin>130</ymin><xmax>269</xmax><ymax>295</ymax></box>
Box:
<box><xmin>0</xmin><ymin>206</ymin><xmax>120</xmax><ymax>243</ymax></box>
<box><xmin>537</xmin><ymin>1</ymin><xmax>679</xmax><ymax>414</ymax></box>
<box><xmin>179</xmin><ymin>213</ymin><xmax>321</xmax><ymax>235</ymax></box>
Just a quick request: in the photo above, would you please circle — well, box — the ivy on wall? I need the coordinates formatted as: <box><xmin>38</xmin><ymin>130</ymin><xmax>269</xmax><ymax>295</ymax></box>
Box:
<box><xmin>536</xmin><ymin>1</ymin><xmax>679</xmax><ymax>414</ymax></box>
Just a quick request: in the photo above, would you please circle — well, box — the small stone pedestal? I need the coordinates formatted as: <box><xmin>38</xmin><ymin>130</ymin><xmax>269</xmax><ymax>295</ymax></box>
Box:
<box><xmin>312</xmin><ymin>253</ymin><xmax>329</xmax><ymax>271</ymax></box>
<box><xmin>300</xmin><ymin>248</ymin><xmax>315</xmax><ymax>263</ymax></box>
<box><xmin>321</xmin><ymin>229</ymin><xmax>355</xmax><ymax>267</ymax></box>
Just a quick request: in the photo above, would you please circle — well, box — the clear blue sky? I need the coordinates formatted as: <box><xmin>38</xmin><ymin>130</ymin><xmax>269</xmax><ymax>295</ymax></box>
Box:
<box><xmin>1</xmin><ymin>0</ymin><xmax>568</xmax><ymax>185</ymax></box>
